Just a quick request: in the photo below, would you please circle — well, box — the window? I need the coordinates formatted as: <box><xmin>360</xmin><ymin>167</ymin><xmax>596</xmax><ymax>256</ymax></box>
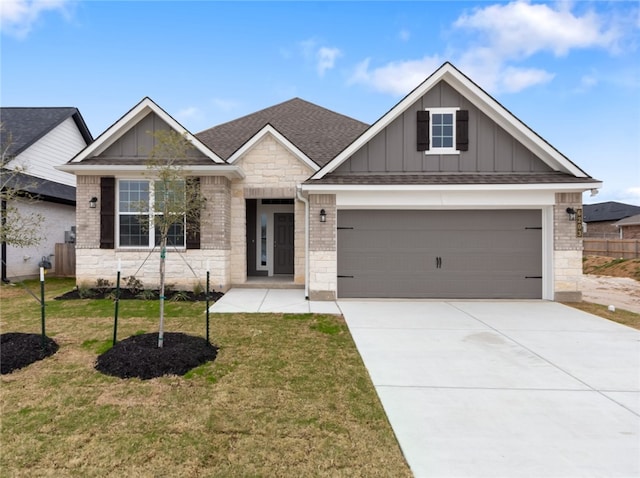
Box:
<box><xmin>431</xmin><ymin>112</ymin><xmax>454</xmax><ymax>149</ymax></box>
<box><xmin>118</xmin><ymin>179</ymin><xmax>186</xmax><ymax>248</ymax></box>
<box><xmin>417</xmin><ymin>108</ymin><xmax>468</xmax><ymax>154</ymax></box>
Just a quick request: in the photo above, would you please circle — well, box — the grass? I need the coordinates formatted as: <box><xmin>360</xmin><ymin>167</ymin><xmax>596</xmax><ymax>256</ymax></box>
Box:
<box><xmin>0</xmin><ymin>278</ymin><xmax>411</xmax><ymax>477</ymax></box>
<box><xmin>563</xmin><ymin>301</ymin><xmax>640</xmax><ymax>330</ymax></box>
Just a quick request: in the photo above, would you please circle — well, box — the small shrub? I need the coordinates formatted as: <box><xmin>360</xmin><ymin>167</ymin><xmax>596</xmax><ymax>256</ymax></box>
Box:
<box><xmin>77</xmin><ymin>283</ymin><xmax>96</xmax><ymax>299</ymax></box>
<box><xmin>95</xmin><ymin>278</ymin><xmax>112</xmax><ymax>294</ymax></box>
<box><xmin>170</xmin><ymin>291</ymin><xmax>190</xmax><ymax>302</ymax></box>
<box><xmin>124</xmin><ymin>276</ymin><xmax>144</xmax><ymax>295</ymax></box>
<box><xmin>192</xmin><ymin>281</ymin><xmax>204</xmax><ymax>296</ymax></box>
<box><xmin>136</xmin><ymin>290</ymin><xmax>156</xmax><ymax>300</ymax></box>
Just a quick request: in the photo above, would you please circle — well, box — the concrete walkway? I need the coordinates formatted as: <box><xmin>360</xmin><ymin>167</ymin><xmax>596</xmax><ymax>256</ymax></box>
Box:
<box><xmin>340</xmin><ymin>300</ymin><xmax>640</xmax><ymax>478</ymax></box>
<box><xmin>209</xmin><ymin>291</ymin><xmax>640</xmax><ymax>477</ymax></box>
<box><xmin>208</xmin><ymin>288</ymin><xmax>341</xmax><ymax>314</ymax></box>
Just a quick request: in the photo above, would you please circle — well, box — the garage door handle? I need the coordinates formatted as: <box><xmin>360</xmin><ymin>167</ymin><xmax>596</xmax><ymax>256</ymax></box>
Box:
<box><xmin>338</xmin><ymin>275</ymin><xmax>354</xmax><ymax>278</ymax></box>
<box><xmin>436</xmin><ymin>257</ymin><xmax>442</xmax><ymax>269</ymax></box>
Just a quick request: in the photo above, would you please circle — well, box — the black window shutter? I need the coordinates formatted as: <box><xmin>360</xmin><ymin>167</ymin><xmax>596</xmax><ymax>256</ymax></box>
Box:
<box><xmin>100</xmin><ymin>177</ymin><xmax>115</xmax><ymax>249</ymax></box>
<box><xmin>186</xmin><ymin>177</ymin><xmax>201</xmax><ymax>250</ymax></box>
<box><xmin>456</xmin><ymin>110</ymin><xmax>469</xmax><ymax>151</ymax></box>
<box><xmin>417</xmin><ymin>110</ymin><xmax>430</xmax><ymax>151</ymax></box>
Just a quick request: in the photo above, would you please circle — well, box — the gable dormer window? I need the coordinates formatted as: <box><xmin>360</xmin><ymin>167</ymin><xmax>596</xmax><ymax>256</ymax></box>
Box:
<box><xmin>417</xmin><ymin>108</ymin><xmax>469</xmax><ymax>154</ymax></box>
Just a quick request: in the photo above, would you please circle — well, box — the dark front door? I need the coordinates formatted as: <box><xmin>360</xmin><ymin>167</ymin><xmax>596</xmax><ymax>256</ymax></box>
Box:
<box><xmin>274</xmin><ymin>213</ymin><xmax>294</xmax><ymax>274</ymax></box>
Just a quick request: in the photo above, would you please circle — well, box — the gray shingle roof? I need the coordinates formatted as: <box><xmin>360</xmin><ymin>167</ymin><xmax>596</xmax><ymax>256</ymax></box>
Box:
<box><xmin>1</xmin><ymin>107</ymin><xmax>93</xmax><ymax>157</ymax></box>
<box><xmin>1</xmin><ymin>169</ymin><xmax>75</xmax><ymax>204</ymax></box>
<box><xmin>583</xmin><ymin>201</ymin><xmax>640</xmax><ymax>222</ymax></box>
<box><xmin>195</xmin><ymin>98</ymin><xmax>369</xmax><ymax>166</ymax></box>
<box><xmin>306</xmin><ymin>172</ymin><xmax>601</xmax><ymax>185</ymax></box>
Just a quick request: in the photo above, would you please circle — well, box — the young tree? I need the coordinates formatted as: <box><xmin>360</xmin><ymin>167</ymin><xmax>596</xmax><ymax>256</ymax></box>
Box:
<box><xmin>145</xmin><ymin>129</ymin><xmax>204</xmax><ymax>348</ymax></box>
<box><xmin>1</xmin><ymin>125</ymin><xmax>44</xmax><ymax>249</ymax></box>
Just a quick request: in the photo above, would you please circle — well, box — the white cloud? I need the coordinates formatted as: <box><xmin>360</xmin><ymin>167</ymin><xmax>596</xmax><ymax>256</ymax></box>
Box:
<box><xmin>501</xmin><ymin>66</ymin><xmax>555</xmax><ymax>93</ymax></box>
<box><xmin>398</xmin><ymin>29</ymin><xmax>410</xmax><ymax>42</ymax></box>
<box><xmin>348</xmin><ymin>55</ymin><xmax>442</xmax><ymax>95</ymax></box>
<box><xmin>454</xmin><ymin>1</ymin><xmax>621</xmax><ymax>58</ymax></box>
<box><xmin>211</xmin><ymin>98</ymin><xmax>239</xmax><ymax>112</ymax></box>
<box><xmin>316</xmin><ymin>47</ymin><xmax>342</xmax><ymax>76</ymax></box>
<box><xmin>176</xmin><ymin>106</ymin><xmax>201</xmax><ymax>121</ymax></box>
<box><xmin>0</xmin><ymin>0</ymin><xmax>72</xmax><ymax>38</ymax></box>
<box><xmin>298</xmin><ymin>39</ymin><xmax>342</xmax><ymax>76</ymax></box>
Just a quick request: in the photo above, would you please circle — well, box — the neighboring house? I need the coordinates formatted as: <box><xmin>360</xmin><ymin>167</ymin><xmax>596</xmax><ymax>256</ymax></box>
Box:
<box><xmin>58</xmin><ymin>62</ymin><xmax>601</xmax><ymax>301</ymax></box>
<box><xmin>615</xmin><ymin>214</ymin><xmax>640</xmax><ymax>239</ymax></box>
<box><xmin>583</xmin><ymin>201</ymin><xmax>640</xmax><ymax>238</ymax></box>
<box><xmin>1</xmin><ymin>107</ymin><xmax>93</xmax><ymax>281</ymax></box>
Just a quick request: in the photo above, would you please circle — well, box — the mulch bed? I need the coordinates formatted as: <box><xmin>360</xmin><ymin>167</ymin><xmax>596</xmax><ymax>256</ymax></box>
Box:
<box><xmin>95</xmin><ymin>332</ymin><xmax>218</xmax><ymax>380</ymax></box>
<box><xmin>0</xmin><ymin>333</ymin><xmax>59</xmax><ymax>375</ymax></box>
<box><xmin>55</xmin><ymin>288</ymin><xmax>224</xmax><ymax>301</ymax></box>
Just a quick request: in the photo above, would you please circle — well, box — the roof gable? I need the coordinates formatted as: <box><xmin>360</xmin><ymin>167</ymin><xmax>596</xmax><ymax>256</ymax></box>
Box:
<box><xmin>196</xmin><ymin>98</ymin><xmax>368</xmax><ymax>167</ymax></box>
<box><xmin>226</xmin><ymin>124</ymin><xmax>320</xmax><ymax>172</ymax></box>
<box><xmin>1</xmin><ymin>107</ymin><xmax>92</xmax><ymax>157</ymax></box>
<box><xmin>69</xmin><ymin>97</ymin><xmax>224</xmax><ymax>164</ymax></box>
<box><xmin>313</xmin><ymin>62</ymin><xmax>590</xmax><ymax>180</ymax></box>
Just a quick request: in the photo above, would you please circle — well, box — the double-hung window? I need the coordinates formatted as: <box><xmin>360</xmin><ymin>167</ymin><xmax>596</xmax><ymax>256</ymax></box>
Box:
<box><xmin>118</xmin><ymin>179</ymin><xmax>186</xmax><ymax>248</ymax></box>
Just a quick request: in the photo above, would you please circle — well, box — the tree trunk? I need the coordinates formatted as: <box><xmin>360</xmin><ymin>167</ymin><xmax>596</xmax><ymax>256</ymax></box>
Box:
<box><xmin>158</xmin><ymin>237</ymin><xmax>167</xmax><ymax>348</ymax></box>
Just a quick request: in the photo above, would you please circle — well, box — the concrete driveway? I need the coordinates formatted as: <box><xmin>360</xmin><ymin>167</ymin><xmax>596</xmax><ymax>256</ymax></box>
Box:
<box><xmin>339</xmin><ymin>300</ymin><xmax>640</xmax><ymax>478</ymax></box>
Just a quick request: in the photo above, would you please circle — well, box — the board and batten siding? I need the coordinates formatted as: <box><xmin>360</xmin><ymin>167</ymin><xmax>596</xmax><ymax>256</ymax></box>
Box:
<box><xmin>7</xmin><ymin>117</ymin><xmax>88</xmax><ymax>186</ymax></box>
<box><xmin>97</xmin><ymin>112</ymin><xmax>208</xmax><ymax>161</ymax></box>
<box><xmin>334</xmin><ymin>80</ymin><xmax>553</xmax><ymax>175</ymax></box>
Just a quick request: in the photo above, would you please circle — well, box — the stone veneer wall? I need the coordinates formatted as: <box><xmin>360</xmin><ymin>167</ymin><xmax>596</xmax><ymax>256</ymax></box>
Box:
<box><xmin>74</xmin><ymin>175</ymin><xmax>232</xmax><ymax>291</ymax></box>
<box><xmin>308</xmin><ymin>194</ymin><xmax>337</xmax><ymax>300</ymax></box>
<box><xmin>554</xmin><ymin>192</ymin><xmax>583</xmax><ymax>302</ymax></box>
<box><xmin>229</xmin><ymin>134</ymin><xmax>314</xmax><ymax>285</ymax></box>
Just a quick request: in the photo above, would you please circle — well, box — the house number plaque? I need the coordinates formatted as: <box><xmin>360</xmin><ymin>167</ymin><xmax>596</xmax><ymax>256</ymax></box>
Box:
<box><xmin>576</xmin><ymin>208</ymin><xmax>583</xmax><ymax>238</ymax></box>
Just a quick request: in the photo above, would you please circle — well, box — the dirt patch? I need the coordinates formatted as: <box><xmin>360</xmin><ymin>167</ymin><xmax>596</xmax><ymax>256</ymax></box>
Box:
<box><xmin>583</xmin><ymin>255</ymin><xmax>640</xmax><ymax>280</ymax></box>
<box><xmin>581</xmin><ymin>256</ymin><xmax>640</xmax><ymax>314</ymax></box>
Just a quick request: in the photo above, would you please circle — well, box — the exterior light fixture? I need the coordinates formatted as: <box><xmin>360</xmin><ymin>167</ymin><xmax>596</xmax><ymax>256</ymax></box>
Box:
<box><xmin>320</xmin><ymin>209</ymin><xmax>327</xmax><ymax>223</ymax></box>
<box><xmin>89</xmin><ymin>197</ymin><xmax>98</xmax><ymax>209</ymax></box>
<box><xmin>566</xmin><ymin>207</ymin><xmax>576</xmax><ymax>221</ymax></box>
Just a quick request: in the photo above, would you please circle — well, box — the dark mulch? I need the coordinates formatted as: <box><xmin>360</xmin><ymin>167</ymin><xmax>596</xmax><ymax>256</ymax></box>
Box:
<box><xmin>1</xmin><ymin>333</ymin><xmax>59</xmax><ymax>375</ymax></box>
<box><xmin>95</xmin><ymin>332</ymin><xmax>218</xmax><ymax>380</ymax></box>
<box><xmin>55</xmin><ymin>288</ymin><xmax>224</xmax><ymax>301</ymax></box>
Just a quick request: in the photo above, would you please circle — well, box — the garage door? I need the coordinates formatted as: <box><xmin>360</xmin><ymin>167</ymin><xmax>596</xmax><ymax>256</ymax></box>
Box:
<box><xmin>337</xmin><ymin>210</ymin><xmax>542</xmax><ymax>299</ymax></box>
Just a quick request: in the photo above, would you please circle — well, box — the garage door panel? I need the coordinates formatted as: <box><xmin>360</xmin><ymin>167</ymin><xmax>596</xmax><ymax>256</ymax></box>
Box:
<box><xmin>338</xmin><ymin>210</ymin><xmax>542</xmax><ymax>299</ymax></box>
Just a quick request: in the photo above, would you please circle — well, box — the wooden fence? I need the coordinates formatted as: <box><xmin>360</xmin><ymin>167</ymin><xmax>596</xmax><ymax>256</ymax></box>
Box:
<box><xmin>583</xmin><ymin>239</ymin><xmax>640</xmax><ymax>259</ymax></box>
<box><xmin>54</xmin><ymin>243</ymin><xmax>75</xmax><ymax>277</ymax></box>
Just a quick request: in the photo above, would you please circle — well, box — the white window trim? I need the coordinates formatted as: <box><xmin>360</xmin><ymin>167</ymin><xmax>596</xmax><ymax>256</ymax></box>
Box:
<box><xmin>116</xmin><ymin>178</ymin><xmax>186</xmax><ymax>250</ymax></box>
<box><xmin>425</xmin><ymin>107</ymin><xmax>460</xmax><ymax>155</ymax></box>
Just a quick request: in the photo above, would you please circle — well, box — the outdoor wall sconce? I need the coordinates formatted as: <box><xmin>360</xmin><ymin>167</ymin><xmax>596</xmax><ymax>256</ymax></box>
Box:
<box><xmin>320</xmin><ymin>209</ymin><xmax>327</xmax><ymax>223</ymax></box>
<box><xmin>89</xmin><ymin>197</ymin><xmax>98</xmax><ymax>209</ymax></box>
<box><xmin>566</xmin><ymin>207</ymin><xmax>576</xmax><ymax>221</ymax></box>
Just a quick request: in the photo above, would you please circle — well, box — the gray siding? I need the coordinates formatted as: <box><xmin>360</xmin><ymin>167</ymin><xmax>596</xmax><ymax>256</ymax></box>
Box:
<box><xmin>97</xmin><ymin>113</ymin><xmax>208</xmax><ymax>161</ymax></box>
<box><xmin>334</xmin><ymin>80</ymin><xmax>552</xmax><ymax>174</ymax></box>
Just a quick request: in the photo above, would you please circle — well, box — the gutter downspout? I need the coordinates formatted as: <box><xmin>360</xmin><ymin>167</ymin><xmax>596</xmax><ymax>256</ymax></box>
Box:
<box><xmin>296</xmin><ymin>185</ymin><xmax>309</xmax><ymax>300</ymax></box>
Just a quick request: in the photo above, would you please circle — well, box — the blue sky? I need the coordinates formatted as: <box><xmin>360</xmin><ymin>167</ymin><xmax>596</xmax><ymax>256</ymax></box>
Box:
<box><xmin>1</xmin><ymin>0</ymin><xmax>639</xmax><ymax>204</ymax></box>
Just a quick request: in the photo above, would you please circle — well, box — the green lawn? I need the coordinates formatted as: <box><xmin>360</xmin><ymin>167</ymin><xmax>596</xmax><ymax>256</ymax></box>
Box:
<box><xmin>0</xmin><ymin>278</ymin><xmax>411</xmax><ymax>477</ymax></box>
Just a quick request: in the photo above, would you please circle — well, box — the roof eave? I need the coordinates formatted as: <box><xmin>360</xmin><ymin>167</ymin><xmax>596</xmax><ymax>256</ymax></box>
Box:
<box><xmin>301</xmin><ymin>181</ymin><xmax>603</xmax><ymax>193</ymax></box>
<box><xmin>55</xmin><ymin>164</ymin><xmax>245</xmax><ymax>179</ymax></box>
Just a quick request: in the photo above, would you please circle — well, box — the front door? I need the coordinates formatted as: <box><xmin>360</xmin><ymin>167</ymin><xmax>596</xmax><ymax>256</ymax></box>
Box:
<box><xmin>274</xmin><ymin>213</ymin><xmax>294</xmax><ymax>274</ymax></box>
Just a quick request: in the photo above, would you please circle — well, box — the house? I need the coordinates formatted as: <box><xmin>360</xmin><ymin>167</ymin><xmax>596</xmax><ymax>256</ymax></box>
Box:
<box><xmin>583</xmin><ymin>201</ymin><xmax>640</xmax><ymax>238</ymax></box>
<box><xmin>615</xmin><ymin>214</ymin><xmax>640</xmax><ymax>239</ymax></box>
<box><xmin>1</xmin><ymin>107</ymin><xmax>93</xmax><ymax>281</ymax></box>
<box><xmin>58</xmin><ymin>62</ymin><xmax>601</xmax><ymax>301</ymax></box>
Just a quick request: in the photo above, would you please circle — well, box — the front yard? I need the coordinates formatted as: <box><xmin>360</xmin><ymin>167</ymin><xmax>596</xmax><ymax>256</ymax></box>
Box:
<box><xmin>0</xmin><ymin>278</ymin><xmax>411</xmax><ymax>477</ymax></box>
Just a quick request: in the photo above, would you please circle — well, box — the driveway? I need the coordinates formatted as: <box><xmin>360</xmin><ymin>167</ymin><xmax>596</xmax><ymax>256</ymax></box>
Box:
<box><xmin>339</xmin><ymin>300</ymin><xmax>640</xmax><ymax>478</ymax></box>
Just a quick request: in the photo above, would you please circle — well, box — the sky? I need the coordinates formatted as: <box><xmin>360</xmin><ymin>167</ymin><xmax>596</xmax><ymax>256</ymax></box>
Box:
<box><xmin>1</xmin><ymin>0</ymin><xmax>639</xmax><ymax>205</ymax></box>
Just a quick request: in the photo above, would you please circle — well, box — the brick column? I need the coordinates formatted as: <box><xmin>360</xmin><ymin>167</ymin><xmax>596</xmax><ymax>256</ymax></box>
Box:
<box><xmin>554</xmin><ymin>192</ymin><xmax>583</xmax><ymax>302</ymax></box>
<box><xmin>308</xmin><ymin>194</ymin><xmax>337</xmax><ymax>300</ymax></box>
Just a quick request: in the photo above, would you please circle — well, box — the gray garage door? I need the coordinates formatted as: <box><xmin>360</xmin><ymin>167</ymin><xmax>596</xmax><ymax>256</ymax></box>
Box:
<box><xmin>337</xmin><ymin>210</ymin><xmax>542</xmax><ymax>299</ymax></box>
